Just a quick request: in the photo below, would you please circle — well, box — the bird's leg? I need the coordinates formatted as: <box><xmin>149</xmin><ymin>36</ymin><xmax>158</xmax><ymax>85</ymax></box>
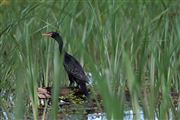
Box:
<box><xmin>75</xmin><ymin>84</ymin><xmax>79</xmax><ymax>88</ymax></box>
<box><xmin>68</xmin><ymin>74</ymin><xmax>75</xmax><ymax>87</ymax></box>
<box><xmin>74</xmin><ymin>80</ymin><xmax>80</xmax><ymax>88</ymax></box>
<box><xmin>69</xmin><ymin>80</ymin><xmax>74</xmax><ymax>87</ymax></box>
<box><xmin>79</xmin><ymin>82</ymin><xmax>89</xmax><ymax>97</ymax></box>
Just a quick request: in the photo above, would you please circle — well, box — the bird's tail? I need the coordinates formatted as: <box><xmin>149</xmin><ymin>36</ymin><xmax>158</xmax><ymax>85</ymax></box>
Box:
<box><xmin>80</xmin><ymin>83</ymin><xmax>89</xmax><ymax>97</ymax></box>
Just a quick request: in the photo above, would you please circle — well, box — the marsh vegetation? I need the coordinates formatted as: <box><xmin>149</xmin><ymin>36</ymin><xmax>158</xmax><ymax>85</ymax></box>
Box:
<box><xmin>0</xmin><ymin>1</ymin><xmax>180</xmax><ymax>119</ymax></box>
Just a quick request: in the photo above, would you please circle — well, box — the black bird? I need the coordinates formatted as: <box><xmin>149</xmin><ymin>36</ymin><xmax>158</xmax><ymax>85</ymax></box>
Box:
<box><xmin>42</xmin><ymin>32</ymin><xmax>89</xmax><ymax>96</ymax></box>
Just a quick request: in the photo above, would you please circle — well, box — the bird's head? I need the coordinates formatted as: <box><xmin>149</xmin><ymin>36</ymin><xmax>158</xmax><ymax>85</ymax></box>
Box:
<box><xmin>42</xmin><ymin>32</ymin><xmax>59</xmax><ymax>38</ymax></box>
<box><xmin>42</xmin><ymin>31</ymin><xmax>64</xmax><ymax>53</ymax></box>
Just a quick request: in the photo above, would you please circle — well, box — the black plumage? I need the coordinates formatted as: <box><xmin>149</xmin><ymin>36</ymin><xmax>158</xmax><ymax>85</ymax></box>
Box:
<box><xmin>42</xmin><ymin>32</ymin><xmax>89</xmax><ymax>96</ymax></box>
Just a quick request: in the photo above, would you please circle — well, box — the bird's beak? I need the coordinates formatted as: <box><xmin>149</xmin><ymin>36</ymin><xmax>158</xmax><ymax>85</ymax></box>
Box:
<box><xmin>42</xmin><ymin>32</ymin><xmax>52</xmax><ymax>37</ymax></box>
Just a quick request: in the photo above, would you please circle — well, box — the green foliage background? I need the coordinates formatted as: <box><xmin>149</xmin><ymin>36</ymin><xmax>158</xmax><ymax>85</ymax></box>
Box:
<box><xmin>0</xmin><ymin>0</ymin><xmax>179</xmax><ymax>119</ymax></box>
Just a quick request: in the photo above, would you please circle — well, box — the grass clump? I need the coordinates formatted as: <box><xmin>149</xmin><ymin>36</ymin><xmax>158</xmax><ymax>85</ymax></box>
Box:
<box><xmin>0</xmin><ymin>0</ymin><xmax>179</xmax><ymax>119</ymax></box>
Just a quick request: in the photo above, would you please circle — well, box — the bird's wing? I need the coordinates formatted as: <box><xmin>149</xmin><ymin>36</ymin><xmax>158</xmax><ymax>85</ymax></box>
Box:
<box><xmin>64</xmin><ymin>53</ymin><xmax>88</xmax><ymax>83</ymax></box>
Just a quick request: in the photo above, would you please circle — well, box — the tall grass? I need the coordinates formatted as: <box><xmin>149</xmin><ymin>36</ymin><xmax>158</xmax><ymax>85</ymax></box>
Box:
<box><xmin>0</xmin><ymin>0</ymin><xmax>180</xmax><ymax>119</ymax></box>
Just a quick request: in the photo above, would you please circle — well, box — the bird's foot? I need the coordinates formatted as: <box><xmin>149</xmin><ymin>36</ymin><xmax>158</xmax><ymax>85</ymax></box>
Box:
<box><xmin>68</xmin><ymin>83</ymin><xmax>75</xmax><ymax>88</ymax></box>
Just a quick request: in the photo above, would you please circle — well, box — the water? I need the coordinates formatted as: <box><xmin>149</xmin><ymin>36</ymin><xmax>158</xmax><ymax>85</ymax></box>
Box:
<box><xmin>87</xmin><ymin>110</ymin><xmax>145</xmax><ymax>120</ymax></box>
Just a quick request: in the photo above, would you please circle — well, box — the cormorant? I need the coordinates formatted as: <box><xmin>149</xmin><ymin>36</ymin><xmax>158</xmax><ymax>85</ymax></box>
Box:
<box><xmin>42</xmin><ymin>32</ymin><xmax>89</xmax><ymax>97</ymax></box>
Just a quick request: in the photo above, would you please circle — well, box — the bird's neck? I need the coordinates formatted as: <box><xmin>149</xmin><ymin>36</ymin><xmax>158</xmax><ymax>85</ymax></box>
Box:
<box><xmin>58</xmin><ymin>43</ymin><xmax>63</xmax><ymax>54</ymax></box>
<box><xmin>54</xmin><ymin>36</ymin><xmax>64</xmax><ymax>54</ymax></box>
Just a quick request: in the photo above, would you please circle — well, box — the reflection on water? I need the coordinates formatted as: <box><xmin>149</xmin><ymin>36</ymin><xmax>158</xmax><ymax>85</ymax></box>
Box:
<box><xmin>1</xmin><ymin>108</ymin><xmax>173</xmax><ymax>120</ymax></box>
<box><xmin>87</xmin><ymin>113</ymin><xmax>106</xmax><ymax>120</ymax></box>
<box><xmin>2</xmin><ymin>111</ymin><xmax>8</xmax><ymax>120</ymax></box>
<box><xmin>87</xmin><ymin>110</ymin><xmax>144</xmax><ymax>120</ymax></box>
<box><xmin>124</xmin><ymin>110</ymin><xmax>144</xmax><ymax>120</ymax></box>
<box><xmin>1</xmin><ymin>108</ymin><xmax>145</xmax><ymax>120</ymax></box>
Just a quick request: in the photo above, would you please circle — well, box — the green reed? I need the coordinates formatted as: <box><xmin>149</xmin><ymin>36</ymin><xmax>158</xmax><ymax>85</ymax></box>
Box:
<box><xmin>0</xmin><ymin>0</ymin><xmax>179</xmax><ymax>119</ymax></box>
